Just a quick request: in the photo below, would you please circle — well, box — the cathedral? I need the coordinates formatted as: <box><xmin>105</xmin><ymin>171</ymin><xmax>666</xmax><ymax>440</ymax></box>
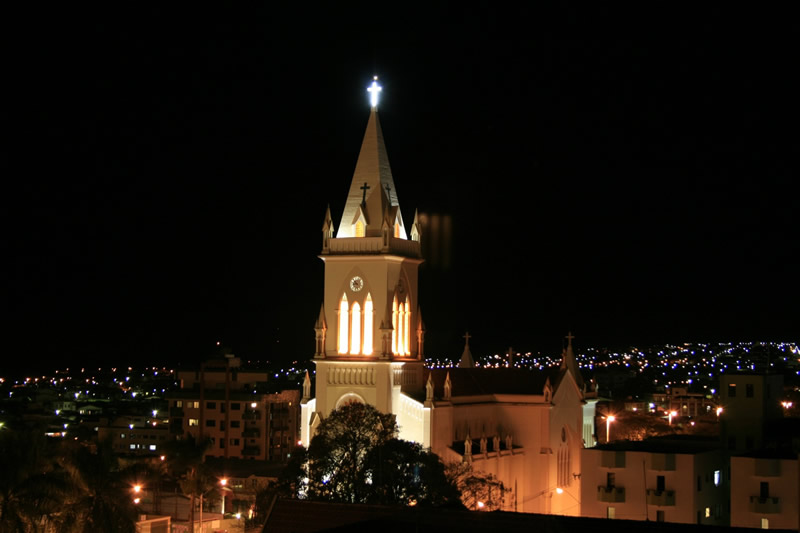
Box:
<box><xmin>300</xmin><ymin>79</ymin><xmax>596</xmax><ymax>514</ymax></box>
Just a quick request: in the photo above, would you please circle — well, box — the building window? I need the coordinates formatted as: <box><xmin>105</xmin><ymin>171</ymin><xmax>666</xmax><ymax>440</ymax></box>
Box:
<box><xmin>746</xmin><ymin>384</ymin><xmax>754</xmax><ymax>398</ymax></box>
<box><xmin>705</xmin><ymin>507</ymin><xmax>711</xmax><ymax>518</ymax></box>
<box><xmin>189</xmin><ymin>401</ymin><xmax>200</xmax><ymax>409</ymax></box>
<box><xmin>206</xmin><ymin>402</ymin><xmax>216</xmax><ymax>409</ymax></box>
<box><xmin>338</xmin><ymin>294</ymin><xmax>349</xmax><ymax>354</ymax></box>
<box><xmin>355</xmin><ymin>220</ymin><xmax>365</xmax><ymax>237</ymax></box>
<box><xmin>606</xmin><ymin>473</ymin><xmax>615</xmax><ymax>488</ymax></box>
<box><xmin>130</xmin><ymin>444</ymin><xmax>136</xmax><ymax>450</ymax></box>
<box><xmin>607</xmin><ymin>507</ymin><xmax>615</xmax><ymax>519</ymax></box>
<box><xmin>761</xmin><ymin>518</ymin><xmax>769</xmax><ymax>529</ymax></box>
<box><xmin>697</xmin><ymin>476</ymin><xmax>702</xmax><ymax>491</ymax></box>
<box><xmin>205</xmin><ymin>420</ymin><xmax>215</xmax><ymax>427</ymax></box>
<box><xmin>189</xmin><ymin>419</ymin><xmax>199</xmax><ymax>426</ymax></box>
<box><xmin>231</xmin><ymin>421</ymin><xmax>240</xmax><ymax>428</ymax></box>
<box><xmin>657</xmin><ymin>511</ymin><xmax>665</xmax><ymax>522</ymax></box>
<box><xmin>657</xmin><ymin>476</ymin><xmax>665</xmax><ymax>492</ymax></box>
<box><xmin>174</xmin><ymin>400</ymin><xmax>183</xmax><ymax>408</ymax></box>
<box><xmin>220</xmin><ymin>440</ymin><xmax>225</xmax><ymax>449</ymax></box>
<box><xmin>714</xmin><ymin>470</ymin><xmax>721</xmax><ymax>486</ymax></box>
<box><xmin>363</xmin><ymin>294</ymin><xmax>373</xmax><ymax>355</ymax></box>
<box><xmin>149</xmin><ymin>445</ymin><xmax>157</xmax><ymax>451</ymax></box>
<box><xmin>231</xmin><ymin>403</ymin><xmax>240</xmax><ymax>410</ymax></box>
<box><xmin>220</xmin><ymin>421</ymin><xmax>226</xmax><ymax>430</ymax></box>
<box><xmin>728</xmin><ymin>384</ymin><xmax>736</xmax><ymax>397</ymax></box>
<box><xmin>760</xmin><ymin>482</ymin><xmax>769</xmax><ymax>499</ymax></box>
<box><xmin>350</xmin><ymin>301</ymin><xmax>361</xmax><ymax>355</ymax></box>
<box><xmin>231</xmin><ymin>438</ymin><xmax>240</xmax><ymax>446</ymax></box>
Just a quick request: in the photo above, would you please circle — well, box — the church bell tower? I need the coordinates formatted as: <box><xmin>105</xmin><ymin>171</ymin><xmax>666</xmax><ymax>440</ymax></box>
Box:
<box><xmin>302</xmin><ymin>78</ymin><xmax>426</xmax><ymax>443</ymax></box>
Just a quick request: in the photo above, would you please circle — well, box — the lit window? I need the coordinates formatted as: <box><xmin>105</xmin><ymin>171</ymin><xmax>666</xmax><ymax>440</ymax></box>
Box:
<box><xmin>188</xmin><ymin>418</ymin><xmax>199</xmax><ymax>426</ymax></box>
<box><xmin>394</xmin><ymin>222</ymin><xmax>400</xmax><ymax>238</ymax></box>
<box><xmin>130</xmin><ymin>444</ymin><xmax>136</xmax><ymax>450</ymax></box>
<box><xmin>355</xmin><ymin>220</ymin><xmax>365</xmax><ymax>237</ymax></box>
<box><xmin>149</xmin><ymin>445</ymin><xmax>157</xmax><ymax>451</ymax></box>
<box><xmin>705</xmin><ymin>507</ymin><xmax>711</xmax><ymax>518</ymax></box>
<box><xmin>714</xmin><ymin>470</ymin><xmax>721</xmax><ymax>487</ymax></box>
<box><xmin>391</xmin><ymin>295</ymin><xmax>398</xmax><ymax>354</ymax></box>
<box><xmin>338</xmin><ymin>294</ymin><xmax>349</xmax><ymax>354</ymax></box>
<box><xmin>363</xmin><ymin>294</ymin><xmax>373</xmax><ymax>355</ymax></box>
<box><xmin>350</xmin><ymin>302</ymin><xmax>361</xmax><ymax>355</ymax></box>
<box><xmin>404</xmin><ymin>296</ymin><xmax>411</xmax><ymax>355</ymax></box>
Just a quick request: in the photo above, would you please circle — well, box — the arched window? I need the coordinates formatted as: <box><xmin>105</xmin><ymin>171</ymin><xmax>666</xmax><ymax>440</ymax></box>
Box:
<box><xmin>350</xmin><ymin>302</ymin><xmax>361</xmax><ymax>355</ymax></box>
<box><xmin>397</xmin><ymin>300</ymin><xmax>404</xmax><ymax>355</ymax></box>
<box><xmin>355</xmin><ymin>220</ymin><xmax>365</xmax><ymax>237</ymax></box>
<box><xmin>391</xmin><ymin>295</ymin><xmax>398</xmax><ymax>354</ymax></box>
<box><xmin>394</xmin><ymin>222</ymin><xmax>400</xmax><ymax>238</ymax></box>
<box><xmin>363</xmin><ymin>294</ymin><xmax>373</xmax><ymax>356</ymax></box>
<box><xmin>404</xmin><ymin>296</ymin><xmax>411</xmax><ymax>355</ymax></box>
<box><xmin>338</xmin><ymin>294</ymin><xmax>349</xmax><ymax>354</ymax></box>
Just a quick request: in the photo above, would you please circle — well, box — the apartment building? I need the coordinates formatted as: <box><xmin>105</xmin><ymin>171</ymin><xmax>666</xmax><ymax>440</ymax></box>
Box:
<box><xmin>581</xmin><ymin>436</ymin><xmax>728</xmax><ymax>526</ymax></box>
<box><xmin>730</xmin><ymin>452</ymin><xmax>798</xmax><ymax>530</ymax></box>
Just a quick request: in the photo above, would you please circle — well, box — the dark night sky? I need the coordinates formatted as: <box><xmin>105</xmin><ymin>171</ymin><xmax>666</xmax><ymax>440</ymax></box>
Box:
<box><xmin>5</xmin><ymin>5</ymin><xmax>798</xmax><ymax>375</ymax></box>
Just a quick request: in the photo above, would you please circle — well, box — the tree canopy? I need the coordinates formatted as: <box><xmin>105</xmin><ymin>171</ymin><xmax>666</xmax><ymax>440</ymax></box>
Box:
<box><xmin>283</xmin><ymin>403</ymin><xmax>460</xmax><ymax>507</ymax></box>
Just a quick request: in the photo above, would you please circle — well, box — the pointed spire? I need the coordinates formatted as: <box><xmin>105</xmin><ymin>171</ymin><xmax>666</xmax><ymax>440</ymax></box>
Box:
<box><xmin>458</xmin><ymin>331</ymin><xmax>475</xmax><ymax>368</ymax></box>
<box><xmin>321</xmin><ymin>205</ymin><xmax>334</xmax><ymax>254</ymax></box>
<box><xmin>302</xmin><ymin>371</ymin><xmax>311</xmax><ymax>401</ymax></box>
<box><xmin>444</xmin><ymin>371</ymin><xmax>452</xmax><ymax>400</ymax></box>
<box><xmin>560</xmin><ymin>331</ymin><xmax>584</xmax><ymax>389</ymax></box>
<box><xmin>425</xmin><ymin>374</ymin><xmax>434</xmax><ymax>406</ymax></box>
<box><xmin>337</xmin><ymin>81</ymin><xmax>405</xmax><ymax>239</ymax></box>
<box><xmin>410</xmin><ymin>209</ymin><xmax>421</xmax><ymax>242</ymax></box>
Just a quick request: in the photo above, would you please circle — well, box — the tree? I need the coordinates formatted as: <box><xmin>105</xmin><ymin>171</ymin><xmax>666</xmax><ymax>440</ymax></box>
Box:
<box><xmin>306</xmin><ymin>402</ymin><xmax>397</xmax><ymax>503</ymax></box>
<box><xmin>445</xmin><ymin>462</ymin><xmax>509</xmax><ymax>511</ymax></box>
<box><xmin>163</xmin><ymin>435</ymin><xmax>212</xmax><ymax>528</ymax></box>
<box><xmin>295</xmin><ymin>403</ymin><xmax>460</xmax><ymax>507</ymax></box>
<box><xmin>365</xmin><ymin>439</ymin><xmax>460</xmax><ymax>506</ymax></box>
<box><xmin>0</xmin><ymin>428</ymin><xmax>75</xmax><ymax>532</ymax></box>
<box><xmin>62</xmin><ymin>439</ymin><xmax>138</xmax><ymax>533</ymax></box>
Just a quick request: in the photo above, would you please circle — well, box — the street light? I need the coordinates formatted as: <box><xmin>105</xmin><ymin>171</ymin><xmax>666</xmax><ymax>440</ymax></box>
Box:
<box><xmin>219</xmin><ymin>478</ymin><xmax>228</xmax><ymax>515</ymax></box>
<box><xmin>606</xmin><ymin>415</ymin><xmax>615</xmax><ymax>443</ymax></box>
<box><xmin>668</xmin><ymin>411</ymin><xmax>678</xmax><ymax>425</ymax></box>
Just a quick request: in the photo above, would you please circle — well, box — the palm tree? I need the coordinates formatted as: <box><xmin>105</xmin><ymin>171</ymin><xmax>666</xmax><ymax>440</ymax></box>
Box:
<box><xmin>61</xmin><ymin>439</ymin><xmax>138</xmax><ymax>533</ymax></box>
<box><xmin>0</xmin><ymin>427</ymin><xmax>76</xmax><ymax>532</ymax></box>
<box><xmin>163</xmin><ymin>436</ymin><xmax>212</xmax><ymax>529</ymax></box>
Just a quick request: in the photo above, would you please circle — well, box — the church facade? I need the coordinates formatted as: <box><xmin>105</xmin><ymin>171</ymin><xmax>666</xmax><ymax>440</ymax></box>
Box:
<box><xmin>300</xmin><ymin>80</ymin><xmax>594</xmax><ymax>514</ymax></box>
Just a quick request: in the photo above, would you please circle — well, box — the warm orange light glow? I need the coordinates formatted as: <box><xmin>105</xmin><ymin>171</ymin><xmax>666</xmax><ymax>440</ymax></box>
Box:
<box><xmin>391</xmin><ymin>296</ymin><xmax>398</xmax><ymax>354</ymax></box>
<box><xmin>220</xmin><ymin>478</ymin><xmax>227</xmax><ymax>486</ymax></box>
<box><xmin>404</xmin><ymin>297</ymin><xmax>411</xmax><ymax>355</ymax></box>
<box><xmin>350</xmin><ymin>302</ymin><xmax>361</xmax><ymax>355</ymax></box>
<box><xmin>133</xmin><ymin>485</ymin><xmax>141</xmax><ymax>493</ymax></box>
<box><xmin>355</xmin><ymin>220</ymin><xmax>365</xmax><ymax>237</ymax></box>
<box><xmin>363</xmin><ymin>294</ymin><xmax>373</xmax><ymax>355</ymax></box>
<box><xmin>338</xmin><ymin>294</ymin><xmax>349</xmax><ymax>354</ymax></box>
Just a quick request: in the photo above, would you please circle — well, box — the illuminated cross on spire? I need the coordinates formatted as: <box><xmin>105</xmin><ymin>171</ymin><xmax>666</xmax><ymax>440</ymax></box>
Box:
<box><xmin>368</xmin><ymin>76</ymin><xmax>382</xmax><ymax>109</ymax></box>
<box><xmin>463</xmin><ymin>331</ymin><xmax>471</xmax><ymax>345</ymax></box>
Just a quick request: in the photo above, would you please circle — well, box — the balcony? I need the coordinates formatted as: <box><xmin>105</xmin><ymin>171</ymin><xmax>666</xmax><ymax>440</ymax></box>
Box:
<box><xmin>170</xmin><ymin>407</ymin><xmax>184</xmax><ymax>417</ymax></box>
<box><xmin>749</xmin><ymin>496</ymin><xmax>780</xmax><ymax>514</ymax></box>
<box><xmin>242</xmin><ymin>410</ymin><xmax>261</xmax><ymax>421</ymax></box>
<box><xmin>597</xmin><ymin>486</ymin><xmax>626</xmax><ymax>503</ymax></box>
<box><xmin>646</xmin><ymin>490</ymin><xmax>676</xmax><ymax>506</ymax></box>
<box><xmin>242</xmin><ymin>428</ymin><xmax>261</xmax><ymax>438</ymax></box>
<box><xmin>242</xmin><ymin>446</ymin><xmax>260</xmax><ymax>456</ymax></box>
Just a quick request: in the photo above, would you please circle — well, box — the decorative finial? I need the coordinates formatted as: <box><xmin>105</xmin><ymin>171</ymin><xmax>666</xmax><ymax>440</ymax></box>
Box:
<box><xmin>368</xmin><ymin>76</ymin><xmax>382</xmax><ymax>109</ymax></box>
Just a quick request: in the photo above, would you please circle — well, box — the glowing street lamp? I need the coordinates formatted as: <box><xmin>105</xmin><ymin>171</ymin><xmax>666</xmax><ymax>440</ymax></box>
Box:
<box><xmin>606</xmin><ymin>415</ymin><xmax>615</xmax><ymax>443</ymax></box>
<box><xmin>668</xmin><ymin>411</ymin><xmax>678</xmax><ymax>425</ymax></box>
<box><xmin>716</xmin><ymin>407</ymin><xmax>723</xmax><ymax>417</ymax></box>
<box><xmin>220</xmin><ymin>478</ymin><xmax>228</xmax><ymax>515</ymax></box>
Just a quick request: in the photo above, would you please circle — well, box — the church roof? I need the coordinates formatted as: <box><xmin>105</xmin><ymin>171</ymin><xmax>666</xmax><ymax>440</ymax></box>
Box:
<box><xmin>424</xmin><ymin>368</ymin><xmax>557</xmax><ymax>397</ymax></box>
<box><xmin>336</xmin><ymin>108</ymin><xmax>404</xmax><ymax>238</ymax></box>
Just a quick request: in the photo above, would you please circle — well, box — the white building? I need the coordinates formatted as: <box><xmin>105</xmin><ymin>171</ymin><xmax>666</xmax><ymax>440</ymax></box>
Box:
<box><xmin>581</xmin><ymin>436</ymin><xmax>728</xmax><ymax>525</ymax></box>
<box><xmin>300</xmin><ymin>79</ymin><xmax>594</xmax><ymax>514</ymax></box>
<box><xmin>730</xmin><ymin>452</ymin><xmax>798</xmax><ymax>530</ymax></box>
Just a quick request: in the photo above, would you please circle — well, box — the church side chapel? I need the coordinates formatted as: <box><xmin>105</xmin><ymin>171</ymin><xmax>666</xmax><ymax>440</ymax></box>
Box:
<box><xmin>300</xmin><ymin>78</ymin><xmax>596</xmax><ymax>514</ymax></box>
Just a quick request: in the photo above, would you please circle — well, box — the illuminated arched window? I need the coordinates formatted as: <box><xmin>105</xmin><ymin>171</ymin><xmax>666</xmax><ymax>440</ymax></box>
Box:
<box><xmin>397</xmin><ymin>301</ymin><xmax>405</xmax><ymax>355</ymax></box>
<box><xmin>355</xmin><ymin>221</ymin><xmax>365</xmax><ymax>237</ymax></box>
<box><xmin>394</xmin><ymin>222</ymin><xmax>400</xmax><ymax>238</ymax></box>
<box><xmin>391</xmin><ymin>295</ymin><xmax>398</xmax><ymax>354</ymax></box>
<box><xmin>350</xmin><ymin>302</ymin><xmax>361</xmax><ymax>355</ymax></box>
<box><xmin>338</xmin><ymin>294</ymin><xmax>349</xmax><ymax>354</ymax></box>
<box><xmin>404</xmin><ymin>296</ymin><xmax>411</xmax><ymax>355</ymax></box>
<box><xmin>363</xmin><ymin>294</ymin><xmax>373</xmax><ymax>356</ymax></box>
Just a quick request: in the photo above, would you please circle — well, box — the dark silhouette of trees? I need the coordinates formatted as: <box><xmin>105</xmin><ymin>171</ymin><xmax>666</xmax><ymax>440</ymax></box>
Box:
<box><xmin>284</xmin><ymin>403</ymin><xmax>460</xmax><ymax>507</ymax></box>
